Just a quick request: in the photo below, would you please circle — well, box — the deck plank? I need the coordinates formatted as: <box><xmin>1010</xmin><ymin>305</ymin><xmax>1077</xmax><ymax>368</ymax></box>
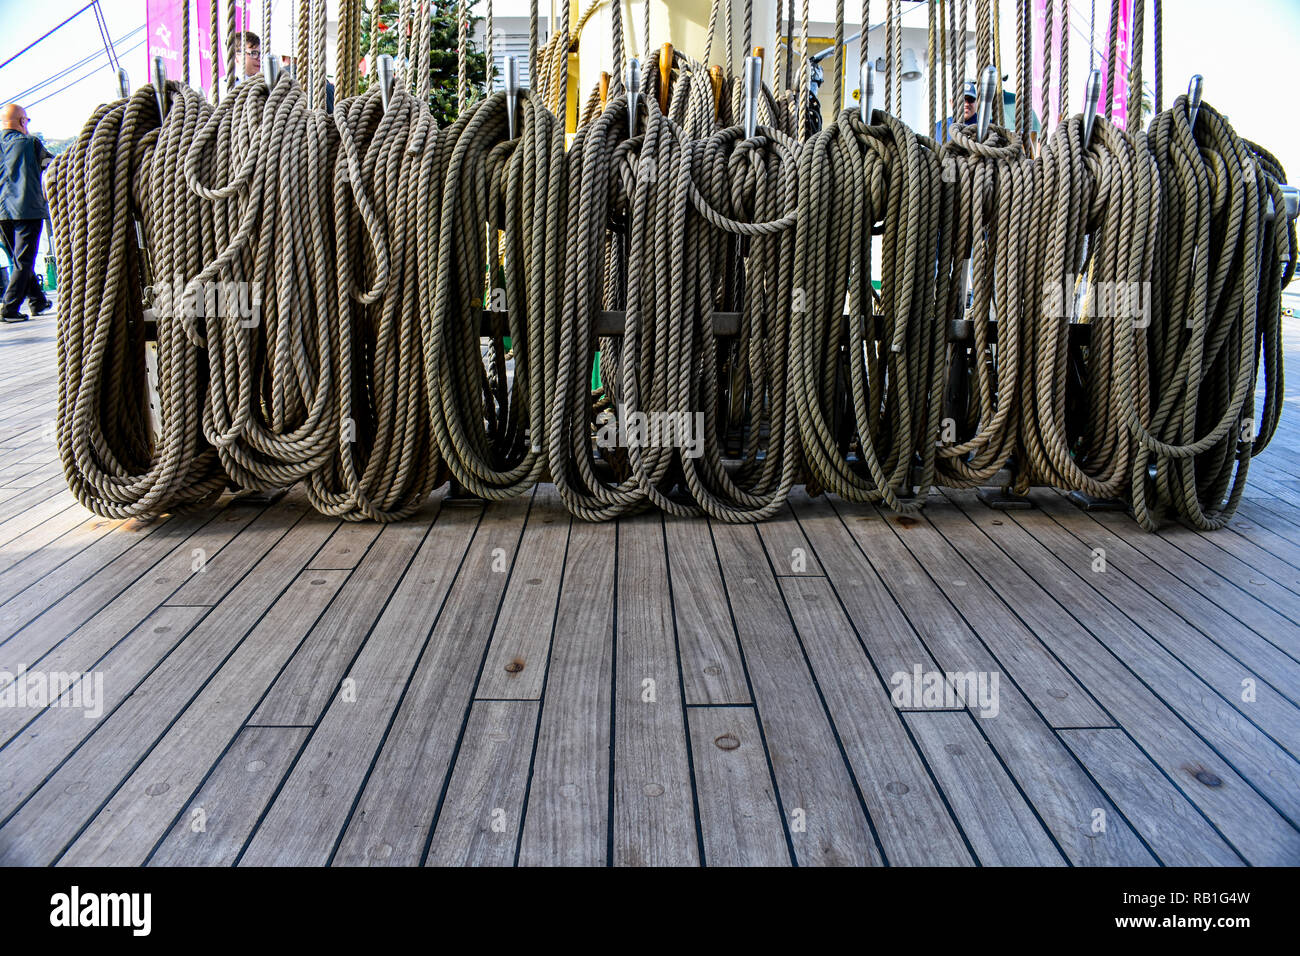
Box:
<box><xmin>711</xmin><ymin>521</ymin><xmax>883</xmax><ymax>866</ymax></box>
<box><xmin>147</xmin><ymin>727</ymin><xmax>311</xmax><ymax>867</ymax></box>
<box><xmin>475</xmin><ymin>485</ymin><xmax>570</xmax><ymax>700</ymax></box>
<box><xmin>59</xmin><ymin>570</ymin><xmax>349</xmax><ymax>865</ymax></box>
<box><xmin>423</xmin><ymin>700</ymin><xmax>540</xmax><ymax>867</ymax></box>
<box><xmin>326</xmin><ymin>499</ymin><xmax>536</xmax><ymax>866</ymax></box>
<box><xmin>1034</xmin><ymin>492</ymin><xmax>1300</xmax><ymax>697</ymax></box>
<box><xmin>611</xmin><ymin>513</ymin><xmax>700</xmax><ymax>866</ymax></box>
<box><xmin>687</xmin><ymin>706</ymin><xmax>790</xmax><ymax>866</ymax></box>
<box><xmin>1000</xmin><ymin>497</ymin><xmax>1300</xmax><ymax>777</ymax></box>
<box><xmin>0</xmin><ymin>605</ymin><xmax>208</xmax><ymax>825</ymax></box>
<box><xmin>940</xmin><ymin>488</ymin><xmax>1300</xmax><ymax>865</ymax></box>
<box><xmin>755</xmin><ymin>505</ymin><xmax>824</xmax><ymax>576</ymax></box>
<box><xmin>234</xmin><ymin>502</ymin><xmax>491</xmax><ymax>865</ymax></box>
<box><xmin>0</xmin><ymin>514</ymin><xmax>181</xmax><ymax>631</ymax></box>
<box><xmin>822</xmin><ymin>496</ymin><xmax>1154</xmax><ymax>865</ymax></box>
<box><xmin>903</xmin><ymin>711</ymin><xmax>1067</xmax><ymax>866</ymax></box>
<box><xmin>1058</xmin><ymin>729</ymin><xmax>1245</xmax><ymax>867</ymax></box>
<box><xmin>251</xmin><ymin>513</ymin><xmax>437</xmax><ymax>726</ymax></box>
<box><xmin>0</xmin><ymin>504</ymin><xmax>264</xmax><ymax>707</ymax></box>
<box><xmin>0</xmin><ymin>515</ymin><xmax>337</xmax><ymax>865</ymax></box>
<box><xmin>778</xmin><ymin>574</ymin><xmax>973</xmax><ymax>865</ymax></box>
<box><xmin>516</xmin><ymin>521</ymin><xmax>615</xmax><ymax>866</ymax></box>
<box><xmin>663</xmin><ymin>517</ymin><xmax>750</xmax><ymax>705</ymax></box>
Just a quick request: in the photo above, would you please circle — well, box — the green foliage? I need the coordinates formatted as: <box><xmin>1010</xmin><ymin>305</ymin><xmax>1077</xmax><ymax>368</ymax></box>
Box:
<box><xmin>358</xmin><ymin>0</ymin><xmax>492</xmax><ymax>126</ymax></box>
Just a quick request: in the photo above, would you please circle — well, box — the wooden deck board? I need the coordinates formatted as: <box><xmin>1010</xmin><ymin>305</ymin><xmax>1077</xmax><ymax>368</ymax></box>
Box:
<box><xmin>147</xmin><ymin>727</ymin><xmax>311</xmax><ymax>867</ymax></box>
<box><xmin>611</xmin><ymin>514</ymin><xmax>700</xmax><ymax>866</ymax></box>
<box><xmin>236</xmin><ymin>503</ymin><xmax>486</xmax><ymax>866</ymax></box>
<box><xmin>0</xmin><ymin>318</ymin><xmax>1297</xmax><ymax>866</ymax></box>
<box><xmin>516</xmin><ymin>521</ymin><xmax>615</xmax><ymax>866</ymax></box>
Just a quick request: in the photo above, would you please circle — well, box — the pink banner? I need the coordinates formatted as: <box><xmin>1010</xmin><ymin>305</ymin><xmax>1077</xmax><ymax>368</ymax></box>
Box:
<box><xmin>1100</xmin><ymin>0</ymin><xmax>1133</xmax><ymax>129</ymax></box>
<box><xmin>145</xmin><ymin>0</ymin><xmax>183</xmax><ymax>80</ymax></box>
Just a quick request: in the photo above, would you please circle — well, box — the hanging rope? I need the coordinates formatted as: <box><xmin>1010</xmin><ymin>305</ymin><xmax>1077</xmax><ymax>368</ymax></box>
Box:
<box><xmin>212</xmin><ymin>0</ymin><xmax>223</xmax><ymax>104</ymax></box>
<box><xmin>794</xmin><ymin>109</ymin><xmax>948</xmax><ymax>509</ymax></box>
<box><xmin>47</xmin><ymin>84</ymin><xmax>227</xmax><ymax>516</ymax></box>
<box><xmin>1129</xmin><ymin>98</ymin><xmax>1294</xmax><ymax>529</ymax></box>
<box><xmin>43</xmin><ymin>0</ymin><xmax>1297</xmax><ymax>535</ymax></box>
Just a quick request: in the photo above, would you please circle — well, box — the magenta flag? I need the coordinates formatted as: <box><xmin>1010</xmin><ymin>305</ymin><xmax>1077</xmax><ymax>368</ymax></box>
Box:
<box><xmin>1100</xmin><ymin>0</ymin><xmax>1133</xmax><ymax>128</ymax></box>
<box><xmin>145</xmin><ymin>0</ymin><xmax>183</xmax><ymax>81</ymax></box>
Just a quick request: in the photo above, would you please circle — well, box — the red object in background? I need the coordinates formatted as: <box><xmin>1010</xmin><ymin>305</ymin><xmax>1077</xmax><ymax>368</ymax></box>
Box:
<box><xmin>377</xmin><ymin>21</ymin><xmax>388</xmax><ymax>31</ymax></box>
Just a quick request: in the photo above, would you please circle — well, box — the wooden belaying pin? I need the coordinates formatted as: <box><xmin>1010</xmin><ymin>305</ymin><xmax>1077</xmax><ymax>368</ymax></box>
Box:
<box><xmin>659</xmin><ymin>43</ymin><xmax>673</xmax><ymax>113</ymax></box>
<box><xmin>599</xmin><ymin>71</ymin><xmax>610</xmax><ymax>111</ymax></box>
<box><xmin>709</xmin><ymin>65</ymin><xmax>724</xmax><ymax>119</ymax></box>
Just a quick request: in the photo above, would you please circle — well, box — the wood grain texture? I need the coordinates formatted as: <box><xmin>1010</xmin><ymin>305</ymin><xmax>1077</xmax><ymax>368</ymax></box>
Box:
<box><xmin>424</xmin><ymin>700</ymin><xmax>540</xmax><ymax>866</ymax></box>
<box><xmin>148</xmin><ymin>727</ymin><xmax>311</xmax><ymax>867</ymax></box>
<box><xmin>687</xmin><ymin>706</ymin><xmax>791</xmax><ymax>866</ymax></box>
<box><xmin>517</xmin><ymin>521</ymin><xmax>615</xmax><ymax>866</ymax></box>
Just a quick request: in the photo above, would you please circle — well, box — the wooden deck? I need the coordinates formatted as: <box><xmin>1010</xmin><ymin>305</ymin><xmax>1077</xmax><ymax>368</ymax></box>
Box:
<box><xmin>1</xmin><ymin>315</ymin><xmax>1298</xmax><ymax>867</ymax></box>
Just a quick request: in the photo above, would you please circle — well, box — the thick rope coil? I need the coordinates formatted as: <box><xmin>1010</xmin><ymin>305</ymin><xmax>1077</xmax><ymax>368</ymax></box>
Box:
<box><xmin>936</xmin><ymin>122</ymin><xmax>1035</xmax><ymax>488</ymax></box>
<box><xmin>48</xmin><ymin>83</ymin><xmax>227</xmax><ymax>517</ymax></box>
<box><xmin>308</xmin><ymin>81</ymin><xmax>442</xmax><ymax>519</ymax></box>
<box><xmin>1018</xmin><ymin>113</ymin><xmax>1158</xmax><ymax>501</ymax></box>
<box><xmin>1129</xmin><ymin>98</ymin><xmax>1294</xmax><ymax>530</ymax></box>
<box><xmin>793</xmin><ymin>107</ymin><xmax>947</xmax><ymax>509</ymax></box>
<box><xmin>182</xmin><ymin>74</ymin><xmax>340</xmax><ymax>493</ymax></box>
<box><xmin>426</xmin><ymin>89</ymin><xmax>566</xmax><ymax>499</ymax></box>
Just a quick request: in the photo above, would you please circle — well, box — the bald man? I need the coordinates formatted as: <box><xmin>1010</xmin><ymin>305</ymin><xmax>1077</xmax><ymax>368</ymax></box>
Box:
<box><xmin>1</xmin><ymin>103</ymin><xmax>53</xmax><ymax>322</ymax></box>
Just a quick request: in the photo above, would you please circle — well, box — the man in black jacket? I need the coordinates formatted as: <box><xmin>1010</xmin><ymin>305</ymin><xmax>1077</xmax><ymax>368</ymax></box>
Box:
<box><xmin>0</xmin><ymin>103</ymin><xmax>53</xmax><ymax>323</ymax></box>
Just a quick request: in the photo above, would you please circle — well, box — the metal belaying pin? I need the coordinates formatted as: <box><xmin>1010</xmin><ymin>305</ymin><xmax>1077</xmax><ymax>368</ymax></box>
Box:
<box><xmin>859</xmin><ymin>59</ymin><xmax>875</xmax><ymax>124</ymax></box>
<box><xmin>975</xmin><ymin>64</ymin><xmax>997</xmax><ymax>142</ymax></box>
<box><xmin>1187</xmin><ymin>74</ymin><xmax>1203</xmax><ymax>131</ymax></box>
<box><xmin>743</xmin><ymin>55</ymin><xmax>761</xmax><ymax>139</ymax></box>
<box><xmin>626</xmin><ymin>57</ymin><xmax>641</xmax><ymax>138</ymax></box>
<box><xmin>1266</xmin><ymin>184</ymin><xmax>1300</xmax><ymax>223</ymax></box>
<box><xmin>263</xmin><ymin>53</ymin><xmax>282</xmax><ymax>91</ymax></box>
<box><xmin>152</xmin><ymin>55</ymin><xmax>169</xmax><ymax>123</ymax></box>
<box><xmin>505</xmin><ymin>55</ymin><xmax>519</xmax><ymax>140</ymax></box>
<box><xmin>1082</xmin><ymin>68</ymin><xmax>1101</xmax><ymax>147</ymax></box>
<box><xmin>377</xmin><ymin>53</ymin><xmax>396</xmax><ymax>113</ymax></box>
<box><xmin>116</xmin><ymin>67</ymin><xmax>130</xmax><ymax>100</ymax></box>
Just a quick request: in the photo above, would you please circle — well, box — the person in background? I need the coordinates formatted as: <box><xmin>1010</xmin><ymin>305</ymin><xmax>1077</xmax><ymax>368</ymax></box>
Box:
<box><xmin>960</xmin><ymin>80</ymin><xmax>977</xmax><ymax>125</ymax></box>
<box><xmin>0</xmin><ymin>103</ymin><xmax>53</xmax><ymax>323</ymax></box>
<box><xmin>232</xmin><ymin>31</ymin><xmax>261</xmax><ymax>82</ymax></box>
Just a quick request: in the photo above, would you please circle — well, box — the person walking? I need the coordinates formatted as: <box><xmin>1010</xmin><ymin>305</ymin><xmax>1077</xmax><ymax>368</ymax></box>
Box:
<box><xmin>0</xmin><ymin>103</ymin><xmax>53</xmax><ymax>323</ymax></box>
